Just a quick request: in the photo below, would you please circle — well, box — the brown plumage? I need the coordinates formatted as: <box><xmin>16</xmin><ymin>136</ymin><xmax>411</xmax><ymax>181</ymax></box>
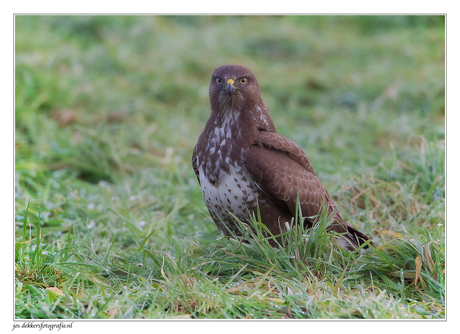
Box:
<box><xmin>192</xmin><ymin>65</ymin><xmax>372</xmax><ymax>250</ymax></box>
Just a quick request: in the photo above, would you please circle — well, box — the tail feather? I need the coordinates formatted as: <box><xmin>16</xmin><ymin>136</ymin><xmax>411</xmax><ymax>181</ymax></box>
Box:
<box><xmin>304</xmin><ymin>214</ymin><xmax>373</xmax><ymax>251</ymax></box>
<box><xmin>339</xmin><ymin>225</ymin><xmax>373</xmax><ymax>251</ymax></box>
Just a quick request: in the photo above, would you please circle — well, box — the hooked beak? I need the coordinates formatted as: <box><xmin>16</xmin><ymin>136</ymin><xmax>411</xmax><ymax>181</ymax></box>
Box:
<box><xmin>226</xmin><ymin>78</ymin><xmax>235</xmax><ymax>96</ymax></box>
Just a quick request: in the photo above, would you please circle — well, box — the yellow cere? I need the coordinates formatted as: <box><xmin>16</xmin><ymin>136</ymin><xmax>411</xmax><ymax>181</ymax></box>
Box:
<box><xmin>226</xmin><ymin>79</ymin><xmax>235</xmax><ymax>85</ymax></box>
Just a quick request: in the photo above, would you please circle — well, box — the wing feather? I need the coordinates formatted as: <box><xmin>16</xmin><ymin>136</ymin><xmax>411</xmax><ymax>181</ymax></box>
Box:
<box><xmin>254</xmin><ymin>130</ymin><xmax>315</xmax><ymax>174</ymax></box>
<box><xmin>192</xmin><ymin>145</ymin><xmax>200</xmax><ymax>186</ymax></box>
<box><xmin>244</xmin><ymin>131</ymin><xmax>371</xmax><ymax>249</ymax></box>
<box><xmin>243</xmin><ymin>138</ymin><xmax>336</xmax><ymax>222</ymax></box>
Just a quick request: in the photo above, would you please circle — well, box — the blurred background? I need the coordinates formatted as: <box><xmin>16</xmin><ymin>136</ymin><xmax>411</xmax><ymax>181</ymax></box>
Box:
<box><xmin>14</xmin><ymin>15</ymin><xmax>445</xmax><ymax>319</ymax></box>
<box><xmin>15</xmin><ymin>14</ymin><xmax>444</xmax><ymax>251</ymax></box>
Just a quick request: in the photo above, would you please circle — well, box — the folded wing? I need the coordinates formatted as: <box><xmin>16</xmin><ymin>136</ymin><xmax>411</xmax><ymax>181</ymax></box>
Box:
<box><xmin>244</xmin><ymin>131</ymin><xmax>371</xmax><ymax>249</ymax></box>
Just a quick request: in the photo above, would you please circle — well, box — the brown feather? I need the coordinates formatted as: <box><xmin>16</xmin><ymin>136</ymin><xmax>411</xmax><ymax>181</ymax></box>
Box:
<box><xmin>192</xmin><ymin>65</ymin><xmax>372</xmax><ymax>250</ymax></box>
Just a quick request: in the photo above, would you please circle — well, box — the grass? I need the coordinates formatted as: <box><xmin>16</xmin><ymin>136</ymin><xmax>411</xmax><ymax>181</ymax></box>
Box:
<box><xmin>14</xmin><ymin>15</ymin><xmax>445</xmax><ymax>319</ymax></box>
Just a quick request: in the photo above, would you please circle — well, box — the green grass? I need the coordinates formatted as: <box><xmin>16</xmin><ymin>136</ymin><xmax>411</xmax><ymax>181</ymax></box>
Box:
<box><xmin>15</xmin><ymin>15</ymin><xmax>445</xmax><ymax>319</ymax></box>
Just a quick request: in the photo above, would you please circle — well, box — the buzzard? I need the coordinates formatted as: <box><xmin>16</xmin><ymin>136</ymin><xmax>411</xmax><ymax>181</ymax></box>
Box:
<box><xmin>192</xmin><ymin>65</ymin><xmax>371</xmax><ymax>250</ymax></box>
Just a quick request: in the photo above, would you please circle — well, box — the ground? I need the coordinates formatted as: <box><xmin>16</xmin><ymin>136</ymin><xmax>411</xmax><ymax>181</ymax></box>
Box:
<box><xmin>15</xmin><ymin>16</ymin><xmax>445</xmax><ymax>319</ymax></box>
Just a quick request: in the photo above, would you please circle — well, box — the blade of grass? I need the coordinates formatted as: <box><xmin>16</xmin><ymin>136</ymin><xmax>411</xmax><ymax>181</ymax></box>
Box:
<box><xmin>21</xmin><ymin>200</ymin><xmax>30</xmax><ymax>263</ymax></box>
<box><xmin>34</xmin><ymin>209</ymin><xmax>41</xmax><ymax>267</ymax></box>
<box><xmin>333</xmin><ymin>263</ymin><xmax>349</xmax><ymax>296</ymax></box>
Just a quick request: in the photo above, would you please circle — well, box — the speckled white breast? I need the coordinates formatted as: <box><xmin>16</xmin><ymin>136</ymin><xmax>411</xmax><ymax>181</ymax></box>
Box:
<box><xmin>198</xmin><ymin>164</ymin><xmax>257</xmax><ymax>224</ymax></box>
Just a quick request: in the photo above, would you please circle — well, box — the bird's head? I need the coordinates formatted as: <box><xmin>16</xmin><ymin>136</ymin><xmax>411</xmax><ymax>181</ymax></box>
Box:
<box><xmin>209</xmin><ymin>65</ymin><xmax>261</xmax><ymax>111</ymax></box>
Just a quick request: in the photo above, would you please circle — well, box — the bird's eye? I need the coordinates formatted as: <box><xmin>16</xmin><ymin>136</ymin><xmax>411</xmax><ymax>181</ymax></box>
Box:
<box><xmin>239</xmin><ymin>78</ymin><xmax>247</xmax><ymax>84</ymax></box>
<box><xmin>216</xmin><ymin>78</ymin><xmax>223</xmax><ymax>84</ymax></box>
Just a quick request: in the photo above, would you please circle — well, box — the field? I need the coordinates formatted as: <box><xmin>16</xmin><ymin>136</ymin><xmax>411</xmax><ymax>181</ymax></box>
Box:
<box><xmin>15</xmin><ymin>16</ymin><xmax>445</xmax><ymax>319</ymax></box>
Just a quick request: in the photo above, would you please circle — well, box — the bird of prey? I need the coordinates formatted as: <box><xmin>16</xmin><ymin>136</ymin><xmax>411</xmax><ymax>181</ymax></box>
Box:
<box><xmin>192</xmin><ymin>65</ymin><xmax>371</xmax><ymax>250</ymax></box>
